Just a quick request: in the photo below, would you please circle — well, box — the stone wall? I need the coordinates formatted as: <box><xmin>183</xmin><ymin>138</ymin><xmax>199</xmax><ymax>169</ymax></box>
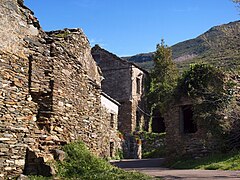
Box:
<box><xmin>165</xmin><ymin>73</ymin><xmax>240</xmax><ymax>160</ymax></box>
<box><xmin>0</xmin><ymin>50</ymin><xmax>39</xmax><ymax>177</ymax></box>
<box><xmin>0</xmin><ymin>0</ymin><xmax>119</xmax><ymax>178</ymax></box>
<box><xmin>92</xmin><ymin>45</ymin><xmax>132</xmax><ymax>102</ymax></box>
<box><xmin>91</xmin><ymin>45</ymin><xmax>149</xmax><ymax>134</ymax></box>
<box><xmin>100</xmin><ymin>93</ymin><xmax>122</xmax><ymax>158</ymax></box>
<box><xmin>164</xmin><ymin>97</ymin><xmax>216</xmax><ymax>160</ymax></box>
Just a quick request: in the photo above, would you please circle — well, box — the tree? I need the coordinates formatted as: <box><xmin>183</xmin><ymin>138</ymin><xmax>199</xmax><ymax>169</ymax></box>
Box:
<box><xmin>148</xmin><ymin>39</ymin><xmax>179</xmax><ymax>114</ymax></box>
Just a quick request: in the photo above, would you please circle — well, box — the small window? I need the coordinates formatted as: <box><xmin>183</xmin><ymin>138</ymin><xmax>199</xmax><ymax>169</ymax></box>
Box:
<box><xmin>110</xmin><ymin>113</ymin><xmax>114</xmax><ymax>128</ymax></box>
<box><xmin>136</xmin><ymin>78</ymin><xmax>141</xmax><ymax>94</ymax></box>
<box><xmin>136</xmin><ymin>111</ymin><xmax>140</xmax><ymax>131</ymax></box>
<box><xmin>180</xmin><ymin>105</ymin><xmax>197</xmax><ymax>134</ymax></box>
<box><xmin>152</xmin><ymin>108</ymin><xmax>166</xmax><ymax>133</ymax></box>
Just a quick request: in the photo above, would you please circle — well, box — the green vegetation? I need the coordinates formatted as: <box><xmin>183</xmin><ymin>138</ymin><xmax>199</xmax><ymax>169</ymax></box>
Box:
<box><xmin>176</xmin><ymin>63</ymin><xmax>234</xmax><ymax>145</ymax></box>
<box><xmin>54</xmin><ymin>31</ymin><xmax>71</xmax><ymax>38</ymax></box>
<box><xmin>31</xmin><ymin>141</ymin><xmax>153</xmax><ymax>180</ymax></box>
<box><xmin>148</xmin><ymin>39</ymin><xmax>179</xmax><ymax>114</ymax></box>
<box><xmin>139</xmin><ymin>132</ymin><xmax>166</xmax><ymax>158</ymax></box>
<box><xmin>170</xmin><ymin>151</ymin><xmax>240</xmax><ymax>170</ymax></box>
<box><xmin>29</xmin><ymin>176</ymin><xmax>51</xmax><ymax>180</ymax></box>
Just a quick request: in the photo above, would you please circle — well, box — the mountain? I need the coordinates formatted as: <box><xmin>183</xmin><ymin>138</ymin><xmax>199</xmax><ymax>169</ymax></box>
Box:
<box><xmin>123</xmin><ymin>20</ymin><xmax>240</xmax><ymax>72</ymax></box>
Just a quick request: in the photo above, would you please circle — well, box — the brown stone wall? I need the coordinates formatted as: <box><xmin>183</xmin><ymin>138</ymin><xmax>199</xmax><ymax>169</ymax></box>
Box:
<box><xmin>0</xmin><ymin>51</ymin><xmax>39</xmax><ymax>177</ymax></box>
<box><xmin>0</xmin><ymin>0</ymin><xmax>40</xmax><ymax>56</ymax></box>
<box><xmin>165</xmin><ymin>97</ymin><xmax>215</xmax><ymax>159</ymax></box>
<box><xmin>100</xmin><ymin>106</ymin><xmax>122</xmax><ymax>158</ymax></box>
<box><xmin>0</xmin><ymin>1</ymin><xmax>119</xmax><ymax>178</ymax></box>
<box><xmin>118</xmin><ymin>101</ymin><xmax>133</xmax><ymax>133</ymax></box>
<box><xmin>91</xmin><ymin>46</ymin><xmax>149</xmax><ymax>134</ymax></box>
<box><xmin>92</xmin><ymin>45</ymin><xmax>132</xmax><ymax>102</ymax></box>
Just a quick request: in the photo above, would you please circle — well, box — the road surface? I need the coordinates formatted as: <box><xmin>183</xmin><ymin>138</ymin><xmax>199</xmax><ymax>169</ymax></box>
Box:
<box><xmin>110</xmin><ymin>158</ymin><xmax>240</xmax><ymax>180</ymax></box>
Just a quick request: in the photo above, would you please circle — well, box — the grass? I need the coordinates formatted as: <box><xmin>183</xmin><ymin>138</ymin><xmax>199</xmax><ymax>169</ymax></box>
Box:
<box><xmin>170</xmin><ymin>151</ymin><xmax>240</xmax><ymax>170</ymax></box>
<box><xmin>30</xmin><ymin>141</ymin><xmax>154</xmax><ymax>180</ymax></box>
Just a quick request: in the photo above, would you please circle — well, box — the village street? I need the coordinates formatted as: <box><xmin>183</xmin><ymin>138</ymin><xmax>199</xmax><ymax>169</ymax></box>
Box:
<box><xmin>111</xmin><ymin>158</ymin><xmax>240</xmax><ymax>180</ymax></box>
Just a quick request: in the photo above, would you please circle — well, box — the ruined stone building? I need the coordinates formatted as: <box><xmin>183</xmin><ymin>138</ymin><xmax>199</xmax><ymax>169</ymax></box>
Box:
<box><xmin>165</xmin><ymin>75</ymin><xmax>240</xmax><ymax>159</ymax></box>
<box><xmin>0</xmin><ymin>0</ymin><xmax>121</xmax><ymax>177</ymax></box>
<box><xmin>91</xmin><ymin>45</ymin><xmax>149</xmax><ymax>134</ymax></box>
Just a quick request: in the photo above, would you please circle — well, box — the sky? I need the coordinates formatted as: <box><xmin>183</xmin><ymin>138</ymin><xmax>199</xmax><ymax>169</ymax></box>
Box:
<box><xmin>24</xmin><ymin>0</ymin><xmax>239</xmax><ymax>56</ymax></box>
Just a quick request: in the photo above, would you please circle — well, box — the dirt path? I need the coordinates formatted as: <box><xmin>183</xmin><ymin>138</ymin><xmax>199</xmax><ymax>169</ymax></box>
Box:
<box><xmin>110</xmin><ymin>159</ymin><xmax>240</xmax><ymax>180</ymax></box>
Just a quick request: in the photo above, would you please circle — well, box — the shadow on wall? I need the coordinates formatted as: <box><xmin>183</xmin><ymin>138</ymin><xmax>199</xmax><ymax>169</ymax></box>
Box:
<box><xmin>28</xmin><ymin>55</ymin><xmax>54</xmax><ymax>132</ymax></box>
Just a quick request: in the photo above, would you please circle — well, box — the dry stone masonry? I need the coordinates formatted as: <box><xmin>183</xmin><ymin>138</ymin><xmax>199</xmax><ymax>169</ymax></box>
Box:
<box><xmin>91</xmin><ymin>45</ymin><xmax>150</xmax><ymax>134</ymax></box>
<box><xmin>0</xmin><ymin>0</ymin><xmax>120</xmax><ymax>178</ymax></box>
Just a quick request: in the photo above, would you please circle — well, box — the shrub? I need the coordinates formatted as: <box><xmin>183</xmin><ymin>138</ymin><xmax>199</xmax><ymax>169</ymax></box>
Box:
<box><xmin>55</xmin><ymin>141</ymin><xmax>152</xmax><ymax>180</ymax></box>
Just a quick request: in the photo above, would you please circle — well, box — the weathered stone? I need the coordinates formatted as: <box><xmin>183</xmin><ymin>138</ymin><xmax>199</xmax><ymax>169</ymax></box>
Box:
<box><xmin>0</xmin><ymin>1</ymin><xmax>121</xmax><ymax>178</ymax></box>
<box><xmin>0</xmin><ymin>138</ymin><xmax>11</xmax><ymax>141</ymax></box>
<box><xmin>92</xmin><ymin>45</ymin><xmax>149</xmax><ymax>134</ymax></box>
<box><xmin>15</xmin><ymin>159</ymin><xmax>25</xmax><ymax>166</ymax></box>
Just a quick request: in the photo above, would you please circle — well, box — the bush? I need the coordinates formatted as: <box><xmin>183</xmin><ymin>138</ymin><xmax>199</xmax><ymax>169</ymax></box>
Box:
<box><xmin>139</xmin><ymin>131</ymin><xmax>166</xmax><ymax>158</ymax></box>
<box><xmin>55</xmin><ymin>141</ymin><xmax>153</xmax><ymax>179</ymax></box>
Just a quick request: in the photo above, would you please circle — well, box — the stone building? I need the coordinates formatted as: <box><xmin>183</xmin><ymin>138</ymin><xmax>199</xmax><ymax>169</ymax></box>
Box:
<box><xmin>165</xmin><ymin>75</ymin><xmax>240</xmax><ymax>159</ymax></box>
<box><xmin>164</xmin><ymin>97</ymin><xmax>208</xmax><ymax>159</ymax></box>
<box><xmin>91</xmin><ymin>45</ymin><xmax>149</xmax><ymax>134</ymax></box>
<box><xmin>100</xmin><ymin>92</ymin><xmax>122</xmax><ymax>158</ymax></box>
<box><xmin>0</xmin><ymin>0</ymin><xmax>120</xmax><ymax>177</ymax></box>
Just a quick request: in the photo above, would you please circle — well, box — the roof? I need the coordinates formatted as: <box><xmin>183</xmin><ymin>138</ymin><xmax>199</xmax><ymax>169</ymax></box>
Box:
<box><xmin>92</xmin><ymin>45</ymin><xmax>149</xmax><ymax>74</ymax></box>
<box><xmin>101</xmin><ymin>92</ymin><xmax>121</xmax><ymax>106</ymax></box>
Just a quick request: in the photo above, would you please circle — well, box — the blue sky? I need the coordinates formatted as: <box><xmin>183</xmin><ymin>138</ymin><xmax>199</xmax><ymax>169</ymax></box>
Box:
<box><xmin>25</xmin><ymin>0</ymin><xmax>239</xmax><ymax>56</ymax></box>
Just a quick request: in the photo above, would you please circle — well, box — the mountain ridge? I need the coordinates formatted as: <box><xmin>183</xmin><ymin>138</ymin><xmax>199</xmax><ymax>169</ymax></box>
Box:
<box><xmin>123</xmin><ymin>20</ymin><xmax>240</xmax><ymax>71</ymax></box>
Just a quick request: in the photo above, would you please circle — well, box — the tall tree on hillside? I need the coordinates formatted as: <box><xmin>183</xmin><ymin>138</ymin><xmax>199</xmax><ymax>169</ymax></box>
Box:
<box><xmin>149</xmin><ymin>39</ymin><xmax>179</xmax><ymax>113</ymax></box>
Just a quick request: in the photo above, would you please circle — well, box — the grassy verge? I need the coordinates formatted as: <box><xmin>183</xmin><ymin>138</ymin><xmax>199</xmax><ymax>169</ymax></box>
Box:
<box><xmin>30</xmin><ymin>141</ymin><xmax>154</xmax><ymax>180</ymax></box>
<box><xmin>170</xmin><ymin>151</ymin><xmax>240</xmax><ymax>170</ymax></box>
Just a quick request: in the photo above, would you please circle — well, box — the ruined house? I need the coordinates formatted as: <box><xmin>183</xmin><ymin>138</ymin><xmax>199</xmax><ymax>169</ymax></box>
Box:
<box><xmin>0</xmin><ymin>0</ymin><xmax>120</xmax><ymax>178</ymax></box>
<box><xmin>164</xmin><ymin>75</ymin><xmax>240</xmax><ymax>159</ymax></box>
<box><xmin>91</xmin><ymin>45</ymin><xmax>149</xmax><ymax>134</ymax></box>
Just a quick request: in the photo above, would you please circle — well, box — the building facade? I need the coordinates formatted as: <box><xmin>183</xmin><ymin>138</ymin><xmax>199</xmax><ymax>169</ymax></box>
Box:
<box><xmin>92</xmin><ymin>45</ymin><xmax>149</xmax><ymax>134</ymax></box>
<box><xmin>0</xmin><ymin>1</ymin><xmax>121</xmax><ymax>177</ymax></box>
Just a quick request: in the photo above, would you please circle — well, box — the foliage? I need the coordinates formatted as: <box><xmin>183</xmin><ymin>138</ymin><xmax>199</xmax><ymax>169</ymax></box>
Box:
<box><xmin>176</xmin><ymin>63</ymin><xmax>233</xmax><ymax>138</ymax></box>
<box><xmin>169</xmin><ymin>151</ymin><xmax>240</xmax><ymax>170</ymax></box>
<box><xmin>29</xmin><ymin>176</ymin><xmax>51</xmax><ymax>180</ymax></box>
<box><xmin>54</xmin><ymin>31</ymin><xmax>71</xmax><ymax>38</ymax></box>
<box><xmin>55</xmin><ymin>141</ymin><xmax>152</xmax><ymax>180</ymax></box>
<box><xmin>148</xmin><ymin>39</ymin><xmax>179</xmax><ymax>114</ymax></box>
<box><xmin>139</xmin><ymin>131</ymin><xmax>166</xmax><ymax>158</ymax></box>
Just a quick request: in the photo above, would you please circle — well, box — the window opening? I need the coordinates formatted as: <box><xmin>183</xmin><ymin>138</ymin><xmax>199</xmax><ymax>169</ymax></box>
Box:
<box><xmin>136</xmin><ymin>78</ymin><xmax>141</xmax><ymax>94</ymax></box>
<box><xmin>181</xmin><ymin>105</ymin><xmax>197</xmax><ymax>134</ymax></box>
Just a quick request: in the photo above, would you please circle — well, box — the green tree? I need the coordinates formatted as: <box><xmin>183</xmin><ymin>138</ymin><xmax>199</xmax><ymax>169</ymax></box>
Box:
<box><xmin>148</xmin><ymin>39</ymin><xmax>179</xmax><ymax>113</ymax></box>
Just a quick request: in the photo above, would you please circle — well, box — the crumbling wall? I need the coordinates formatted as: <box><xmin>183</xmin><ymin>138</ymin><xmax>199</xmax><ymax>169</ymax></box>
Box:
<box><xmin>0</xmin><ymin>0</ymin><xmax>117</xmax><ymax>178</ymax></box>
<box><xmin>165</xmin><ymin>97</ymin><xmax>216</xmax><ymax>160</ymax></box>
